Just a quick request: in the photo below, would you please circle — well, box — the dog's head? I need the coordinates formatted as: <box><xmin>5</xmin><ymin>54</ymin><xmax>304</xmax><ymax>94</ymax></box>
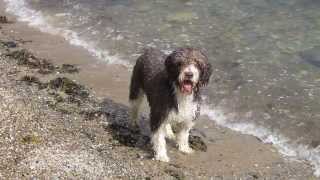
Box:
<box><xmin>165</xmin><ymin>48</ymin><xmax>212</xmax><ymax>95</ymax></box>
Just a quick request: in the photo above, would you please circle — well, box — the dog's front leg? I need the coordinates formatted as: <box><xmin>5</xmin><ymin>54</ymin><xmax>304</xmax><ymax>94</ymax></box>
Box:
<box><xmin>151</xmin><ymin>124</ymin><xmax>170</xmax><ymax>162</ymax></box>
<box><xmin>177</xmin><ymin>121</ymin><xmax>194</xmax><ymax>154</ymax></box>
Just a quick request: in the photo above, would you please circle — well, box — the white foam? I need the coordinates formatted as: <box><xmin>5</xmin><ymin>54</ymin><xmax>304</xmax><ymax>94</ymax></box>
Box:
<box><xmin>3</xmin><ymin>0</ymin><xmax>131</xmax><ymax>67</ymax></box>
<box><xmin>202</xmin><ymin>105</ymin><xmax>320</xmax><ymax>177</ymax></box>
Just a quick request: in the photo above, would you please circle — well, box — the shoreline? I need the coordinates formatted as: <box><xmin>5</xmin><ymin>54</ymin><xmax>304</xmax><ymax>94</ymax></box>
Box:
<box><xmin>0</xmin><ymin>0</ymin><xmax>131</xmax><ymax>104</ymax></box>
<box><xmin>0</xmin><ymin>3</ymin><xmax>318</xmax><ymax>179</ymax></box>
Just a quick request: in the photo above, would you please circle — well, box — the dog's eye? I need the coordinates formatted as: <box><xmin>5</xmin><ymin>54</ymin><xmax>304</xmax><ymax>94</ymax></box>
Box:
<box><xmin>176</xmin><ymin>61</ymin><xmax>183</xmax><ymax>67</ymax></box>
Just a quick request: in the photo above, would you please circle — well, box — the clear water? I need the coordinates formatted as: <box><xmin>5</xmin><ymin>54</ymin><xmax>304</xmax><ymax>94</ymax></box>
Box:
<box><xmin>4</xmin><ymin>0</ymin><xmax>320</xmax><ymax>175</ymax></box>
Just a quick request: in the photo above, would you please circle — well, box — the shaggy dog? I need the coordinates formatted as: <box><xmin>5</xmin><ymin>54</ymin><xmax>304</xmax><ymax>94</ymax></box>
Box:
<box><xmin>129</xmin><ymin>47</ymin><xmax>212</xmax><ymax>162</ymax></box>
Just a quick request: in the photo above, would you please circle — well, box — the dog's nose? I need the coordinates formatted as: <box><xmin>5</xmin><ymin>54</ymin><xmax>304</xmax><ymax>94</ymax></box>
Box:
<box><xmin>185</xmin><ymin>72</ymin><xmax>193</xmax><ymax>79</ymax></box>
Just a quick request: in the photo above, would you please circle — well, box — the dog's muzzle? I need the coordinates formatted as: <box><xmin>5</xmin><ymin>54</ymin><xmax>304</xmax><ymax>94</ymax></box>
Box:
<box><xmin>180</xmin><ymin>72</ymin><xmax>195</xmax><ymax>94</ymax></box>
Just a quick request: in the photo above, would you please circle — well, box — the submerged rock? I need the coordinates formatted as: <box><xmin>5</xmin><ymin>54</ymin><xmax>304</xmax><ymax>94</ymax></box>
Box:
<box><xmin>299</xmin><ymin>46</ymin><xmax>320</xmax><ymax>68</ymax></box>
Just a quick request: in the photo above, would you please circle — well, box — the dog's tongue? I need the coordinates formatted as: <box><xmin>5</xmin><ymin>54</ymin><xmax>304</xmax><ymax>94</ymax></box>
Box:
<box><xmin>182</xmin><ymin>83</ymin><xmax>192</xmax><ymax>93</ymax></box>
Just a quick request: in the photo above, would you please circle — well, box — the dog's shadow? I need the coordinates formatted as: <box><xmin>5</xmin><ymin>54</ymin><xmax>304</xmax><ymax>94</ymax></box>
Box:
<box><xmin>87</xmin><ymin>98</ymin><xmax>207</xmax><ymax>153</ymax></box>
<box><xmin>96</xmin><ymin>98</ymin><xmax>151</xmax><ymax>149</ymax></box>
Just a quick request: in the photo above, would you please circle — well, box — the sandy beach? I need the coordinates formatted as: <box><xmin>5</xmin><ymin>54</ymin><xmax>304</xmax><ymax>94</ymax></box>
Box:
<box><xmin>0</xmin><ymin>3</ymin><xmax>318</xmax><ymax>179</ymax></box>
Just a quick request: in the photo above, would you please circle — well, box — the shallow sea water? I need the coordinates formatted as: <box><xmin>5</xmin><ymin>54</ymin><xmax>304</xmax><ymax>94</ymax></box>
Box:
<box><xmin>4</xmin><ymin>0</ymin><xmax>320</xmax><ymax>176</ymax></box>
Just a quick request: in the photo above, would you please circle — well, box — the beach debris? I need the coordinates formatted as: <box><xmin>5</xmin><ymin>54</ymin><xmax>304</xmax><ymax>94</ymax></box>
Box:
<box><xmin>300</xmin><ymin>46</ymin><xmax>320</xmax><ymax>68</ymax></box>
<box><xmin>189</xmin><ymin>135</ymin><xmax>207</xmax><ymax>152</ymax></box>
<box><xmin>48</xmin><ymin>77</ymin><xmax>89</xmax><ymax>99</ymax></box>
<box><xmin>58</xmin><ymin>64</ymin><xmax>79</xmax><ymax>73</ymax></box>
<box><xmin>0</xmin><ymin>16</ymin><xmax>9</xmax><ymax>23</ymax></box>
<box><xmin>0</xmin><ymin>41</ymin><xmax>17</xmax><ymax>48</ymax></box>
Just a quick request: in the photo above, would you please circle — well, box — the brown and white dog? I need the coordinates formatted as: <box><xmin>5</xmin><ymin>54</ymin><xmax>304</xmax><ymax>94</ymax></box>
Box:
<box><xmin>129</xmin><ymin>47</ymin><xmax>212</xmax><ymax>162</ymax></box>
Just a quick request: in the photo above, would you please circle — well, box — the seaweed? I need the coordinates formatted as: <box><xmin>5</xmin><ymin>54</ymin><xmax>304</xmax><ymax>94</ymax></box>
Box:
<box><xmin>105</xmin><ymin>123</ymin><xmax>149</xmax><ymax>147</ymax></box>
<box><xmin>48</xmin><ymin>77</ymin><xmax>89</xmax><ymax>99</ymax></box>
<box><xmin>21</xmin><ymin>134</ymin><xmax>42</xmax><ymax>144</ymax></box>
<box><xmin>189</xmin><ymin>135</ymin><xmax>207</xmax><ymax>152</ymax></box>
<box><xmin>7</xmin><ymin>49</ymin><xmax>79</xmax><ymax>74</ymax></box>
<box><xmin>20</xmin><ymin>75</ymin><xmax>48</xmax><ymax>89</ymax></box>
<box><xmin>58</xmin><ymin>64</ymin><xmax>79</xmax><ymax>73</ymax></box>
<box><xmin>6</xmin><ymin>49</ymin><xmax>55</xmax><ymax>74</ymax></box>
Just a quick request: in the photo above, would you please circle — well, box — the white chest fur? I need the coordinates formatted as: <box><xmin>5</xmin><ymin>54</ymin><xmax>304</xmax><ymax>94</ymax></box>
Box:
<box><xmin>167</xmin><ymin>91</ymin><xmax>198</xmax><ymax>123</ymax></box>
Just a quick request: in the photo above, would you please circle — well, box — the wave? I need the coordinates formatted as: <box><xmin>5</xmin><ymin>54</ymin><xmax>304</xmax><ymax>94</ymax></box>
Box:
<box><xmin>202</xmin><ymin>105</ymin><xmax>320</xmax><ymax>177</ymax></box>
<box><xmin>3</xmin><ymin>0</ymin><xmax>131</xmax><ymax>67</ymax></box>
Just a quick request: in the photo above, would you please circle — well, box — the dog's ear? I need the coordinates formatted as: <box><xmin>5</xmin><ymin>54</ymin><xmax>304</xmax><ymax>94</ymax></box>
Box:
<box><xmin>198</xmin><ymin>53</ymin><xmax>212</xmax><ymax>87</ymax></box>
<box><xmin>165</xmin><ymin>52</ymin><xmax>180</xmax><ymax>80</ymax></box>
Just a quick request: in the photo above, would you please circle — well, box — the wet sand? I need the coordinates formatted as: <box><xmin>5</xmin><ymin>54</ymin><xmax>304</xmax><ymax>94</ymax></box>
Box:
<box><xmin>0</xmin><ymin>3</ymin><xmax>318</xmax><ymax>179</ymax></box>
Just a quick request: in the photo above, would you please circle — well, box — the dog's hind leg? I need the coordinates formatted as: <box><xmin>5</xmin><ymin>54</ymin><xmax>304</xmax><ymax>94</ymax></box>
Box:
<box><xmin>129</xmin><ymin>90</ymin><xmax>144</xmax><ymax>128</ymax></box>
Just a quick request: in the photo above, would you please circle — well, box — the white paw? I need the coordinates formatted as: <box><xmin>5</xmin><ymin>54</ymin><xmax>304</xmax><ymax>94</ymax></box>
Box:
<box><xmin>155</xmin><ymin>154</ymin><xmax>170</xmax><ymax>162</ymax></box>
<box><xmin>179</xmin><ymin>146</ymin><xmax>194</xmax><ymax>154</ymax></box>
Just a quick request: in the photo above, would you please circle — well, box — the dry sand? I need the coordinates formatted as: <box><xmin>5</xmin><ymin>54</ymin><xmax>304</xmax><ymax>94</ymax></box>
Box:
<box><xmin>0</xmin><ymin>4</ymin><xmax>318</xmax><ymax>179</ymax></box>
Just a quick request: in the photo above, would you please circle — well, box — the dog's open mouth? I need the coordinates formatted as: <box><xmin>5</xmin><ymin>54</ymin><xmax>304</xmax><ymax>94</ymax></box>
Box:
<box><xmin>180</xmin><ymin>80</ymin><xmax>194</xmax><ymax>94</ymax></box>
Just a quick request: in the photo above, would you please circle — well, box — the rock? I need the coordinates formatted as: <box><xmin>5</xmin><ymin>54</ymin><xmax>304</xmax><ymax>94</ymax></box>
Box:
<box><xmin>0</xmin><ymin>41</ymin><xmax>17</xmax><ymax>48</ymax></box>
<box><xmin>189</xmin><ymin>135</ymin><xmax>207</xmax><ymax>152</ymax></box>
<box><xmin>300</xmin><ymin>46</ymin><xmax>320</xmax><ymax>68</ymax></box>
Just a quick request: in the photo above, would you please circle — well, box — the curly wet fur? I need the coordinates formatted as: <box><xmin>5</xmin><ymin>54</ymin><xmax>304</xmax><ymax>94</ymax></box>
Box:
<box><xmin>129</xmin><ymin>47</ymin><xmax>212</xmax><ymax>162</ymax></box>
